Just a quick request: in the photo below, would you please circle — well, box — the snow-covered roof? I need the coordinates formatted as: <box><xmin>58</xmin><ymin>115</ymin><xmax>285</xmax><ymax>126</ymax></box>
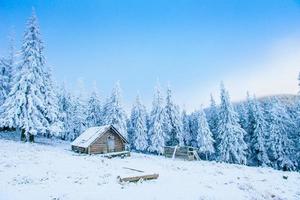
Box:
<box><xmin>71</xmin><ymin>125</ymin><xmax>111</xmax><ymax>148</ymax></box>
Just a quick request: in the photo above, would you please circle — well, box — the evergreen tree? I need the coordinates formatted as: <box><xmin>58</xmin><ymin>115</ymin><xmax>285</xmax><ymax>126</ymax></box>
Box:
<box><xmin>102</xmin><ymin>82</ymin><xmax>127</xmax><ymax>138</ymax></box>
<box><xmin>247</xmin><ymin>95</ymin><xmax>270</xmax><ymax>166</ymax></box>
<box><xmin>196</xmin><ymin>107</ymin><xmax>215</xmax><ymax>160</ymax></box>
<box><xmin>86</xmin><ymin>86</ymin><xmax>102</xmax><ymax>127</ymax></box>
<box><xmin>164</xmin><ymin>86</ymin><xmax>183</xmax><ymax>146</ymax></box>
<box><xmin>148</xmin><ymin>84</ymin><xmax>167</xmax><ymax>154</ymax></box>
<box><xmin>296</xmin><ymin>99</ymin><xmax>300</xmax><ymax>170</ymax></box>
<box><xmin>181</xmin><ymin>109</ymin><xmax>192</xmax><ymax>146</ymax></box>
<box><xmin>189</xmin><ymin>111</ymin><xmax>200</xmax><ymax>147</ymax></box>
<box><xmin>43</xmin><ymin>67</ymin><xmax>63</xmax><ymax>137</ymax></box>
<box><xmin>129</xmin><ymin>94</ymin><xmax>148</xmax><ymax>152</ymax></box>
<box><xmin>216</xmin><ymin>83</ymin><xmax>247</xmax><ymax>164</ymax></box>
<box><xmin>69</xmin><ymin>94</ymin><xmax>86</xmax><ymax>140</ymax></box>
<box><xmin>236</xmin><ymin>101</ymin><xmax>249</xmax><ymax>134</ymax></box>
<box><xmin>207</xmin><ymin>94</ymin><xmax>219</xmax><ymax>144</ymax></box>
<box><xmin>57</xmin><ymin>82</ymin><xmax>74</xmax><ymax>140</ymax></box>
<box><xmin>6</xmin><ymin>32</ymin><xmax>16</xmax><ymax>88</ymax></box>
<box><xmin>0</xmin><ymin>34</ymin><xmax>16</xmax><ymax>106</ymax></box>
<box><xmin>0</xmin><ymin>58</ymin><xmax>9</xmax><ymax>106</ymax></box>
<box><xmin>243</xmin><ymin>93</ymin><xmax>254</xmax><ymax>159</ymax></box>
<box><xmin>296</xmin><ymin>73</ymin><xmax>300</xmax><ymax>169</ymax></box>
<box><xmin>265</xmin><ymin>97</ymin><xmax>296</xmax><ymax>170</ymax></box>
<box><xmin>298</xmin><ymin>72</ymin><xmax>300</xmax><ymax>93</ymax></box>
<box><xmin>0</xmin><ymin>10</ymin><xmax>49</xmax><ymax>142</ymax></box>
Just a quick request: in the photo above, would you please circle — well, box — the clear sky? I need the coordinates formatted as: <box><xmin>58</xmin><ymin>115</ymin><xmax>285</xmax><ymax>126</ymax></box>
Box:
<box><xmin>1</xmin><ymin>0</ymin><xmax>300</xmax><ymax>112</ymax></box>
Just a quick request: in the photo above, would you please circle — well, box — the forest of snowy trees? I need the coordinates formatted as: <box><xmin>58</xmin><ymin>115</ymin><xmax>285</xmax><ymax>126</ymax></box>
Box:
<box><xmin>0</xmin><ymin>11</ymin><xmax>299</xmax><ymax>171</ymax></box>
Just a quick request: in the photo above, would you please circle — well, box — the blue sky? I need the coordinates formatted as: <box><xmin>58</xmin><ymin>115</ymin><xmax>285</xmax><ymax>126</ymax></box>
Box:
<box><xmin>1</xmin><ymin>0</ymin><xmax>300</xmax><ymax>112</ymax></box>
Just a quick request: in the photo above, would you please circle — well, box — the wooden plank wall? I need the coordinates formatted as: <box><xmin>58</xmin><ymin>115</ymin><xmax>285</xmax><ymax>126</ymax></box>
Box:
<box><xmin>89</xmin><ymin>130</ymin><xmax>125</xmax><ymax>154</ymax></box>
<box><xmin>164</xmin><ymin>146</ymin><xmax>196</xmax><ymax>160</ymax></box>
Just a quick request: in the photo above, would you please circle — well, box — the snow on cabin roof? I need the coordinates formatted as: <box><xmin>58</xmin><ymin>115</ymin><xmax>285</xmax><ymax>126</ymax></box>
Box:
<box><xmin>71</xmin><ymin>125</ymin><xmax>111</xmax><ymax>148</ymax></box>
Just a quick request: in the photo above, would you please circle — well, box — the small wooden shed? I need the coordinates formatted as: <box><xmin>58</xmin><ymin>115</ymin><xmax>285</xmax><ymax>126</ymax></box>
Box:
<box><xmin>71</xmin><ymin>125</ymin><xmax>128</xmax><ymax>154</ymax></box>
<box><xmin>164</xmin><ymin>146</ymin><xmax>200</xmax><ymax>161</ymax></box>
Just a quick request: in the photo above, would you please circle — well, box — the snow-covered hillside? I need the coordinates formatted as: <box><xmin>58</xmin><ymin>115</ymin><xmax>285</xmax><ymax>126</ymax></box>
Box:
<box><xmin>0</xmin><ymin>135</ymin><xmax>299</xmax><ymax>200</ymax></box>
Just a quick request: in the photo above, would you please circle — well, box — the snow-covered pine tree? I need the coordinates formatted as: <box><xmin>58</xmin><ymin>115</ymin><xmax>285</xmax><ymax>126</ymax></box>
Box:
<box><xmin>148</xmin><ymin>84</ymin><xmax>167</xmax><ymax>154</ymax></box>
<box><xmin>86</xmin><ymin>85</ymin><xmax>102</xmax><ymax>127</ymax></box>
<box><xmin>296</xmin><ymin>103</ymin><xmax>300</xmax><ymax>170</ymax></box>
<box><xmin>0</xmin><ymin>10</ymin><xmax>49</xmax><ymax>142</ymax></box>
<box><xmin>102</xmin><ymin>82</ymin><xmax>127</xmax><ymax>138</ymax></box>
<box><xmin>129</xmin><ymin>94</ymin><xmax>148</xmax><ymax>152</ymax></box>
<box><xmin>207</xmin><ymin>94</ymin><xmax>219</xmax><ymax>144</ymax></box>
<box><xmin>67</xmin><ymin>80</ymin><xmax>87</xmax><ymax>140</ymax></box>
<box><xmin>69</xmin><ymin>94</ymin><xmax>86</xmax><ymax>140</ymax></box>
<box><xmin>189</xmin><ymin>111</ymin><xmax>200</xmax><ymax>147</ymax></box>
<box><xmin>216</xmin><ymin>83</ymin><xmax>247</xmax><ymax>164</ymax></box>
<box><xmin>43</xmin><ymin>67</ymin><xmax>63</xmax><ymax>137</ymax></box>
<box><xmin>57</xmin><ymin>82</ymin><xmax>74</xmax><ymax>140</ymax></box>
<box><xmin>298</xmin><ymin>72</ymin><xmax>300</xmax><ymax>92</ymax></box>
<box><xmin>0</xmin><ymin>34</ymin><xmax>16</xmax><ymax>106</ymax></box>
<box><xmin>296</xmin><ymin>75</ymin><xmax>300</xmax><ymax>169</ymax></box>
<box><xmin>196</xmin><ymin>107</ymin><xmax>215</xmax><ymax>160</ymax></box>
<box><xmin>164</xmin><ymin>86</ymin><xmax>183</xmax><ymax>146</ymax></box>
<box><xmin>6</xmin><ymin>32</ymin><xmax>17</xmax><ymax>88</ymax></box>
<box><xmin>247</xmin><ymin>95</ymin><xmax>270</xmax><ymax>166</ymax></box>
<box><xmin>236</xmin><ymin>101</ymin><xmax>249</xmax><ymax>134</ymax></box>
<box><xmin>265</xmin><ymin>97</ymin><xmax>297</xmax><ymax>170</ymax></box>
<box><xmin>243</xmin><ymin>92</ymin><xmax>255</xmax><ymax>160</ymax></box>
<box><xmin>181</xmin><ymin>109</ymin><xmax>192</xmax><ymax>146</ymax></box>
<box><xmin>0</xmin><ymin>58</ymin><xmax>9</xmax><ymax>106</ymax></box>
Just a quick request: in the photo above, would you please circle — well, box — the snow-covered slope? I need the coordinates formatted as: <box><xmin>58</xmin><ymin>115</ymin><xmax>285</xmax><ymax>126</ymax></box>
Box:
<box><xmin>0</xmin><ymin>136</ymin><xmax>299</xmax><ymax>200</ymax></box>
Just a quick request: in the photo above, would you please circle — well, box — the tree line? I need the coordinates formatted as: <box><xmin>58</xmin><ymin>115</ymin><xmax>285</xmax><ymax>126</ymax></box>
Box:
<box><xmin>0</xmin><ymin>10</ymin><xmax>299</xmax><ymax>171</ymax></box>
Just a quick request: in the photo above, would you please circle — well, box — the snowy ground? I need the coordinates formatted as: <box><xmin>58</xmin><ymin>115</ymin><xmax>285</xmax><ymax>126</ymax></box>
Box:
<box><xmin>0</xmin><ymin>133</ymin><xmax>300</xmax><ymax>200</ymax></box>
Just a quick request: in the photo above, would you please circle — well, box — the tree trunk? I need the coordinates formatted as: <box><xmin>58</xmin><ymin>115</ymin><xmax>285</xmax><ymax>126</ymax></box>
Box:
<box><xmin>20</xmin><ymin>129</ymin><xmax>26</xmax><ymax>142</ymax></box>
<box><xmin>29</xmin><ymin>134</ymin><xmax>34</xmax><ymax>143</ymax></box>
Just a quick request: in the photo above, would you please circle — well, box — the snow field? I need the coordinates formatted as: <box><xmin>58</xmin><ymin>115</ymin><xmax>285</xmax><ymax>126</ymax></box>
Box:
<box><xmin>0</xmin><ymin>137</ymin><xmax>299</xmax><ymax>200</ymax></box>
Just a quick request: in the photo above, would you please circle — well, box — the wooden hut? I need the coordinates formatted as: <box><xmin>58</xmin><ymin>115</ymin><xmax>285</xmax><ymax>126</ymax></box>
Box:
<box><xmin>164</xmin><ymin>146</ymin><xmax>200</xmax><ymax>161</ymax></box>
<box><xmin>71</xmin><ymin>125</ymin><xmax>128</xmax><ymax>154</ymax></box>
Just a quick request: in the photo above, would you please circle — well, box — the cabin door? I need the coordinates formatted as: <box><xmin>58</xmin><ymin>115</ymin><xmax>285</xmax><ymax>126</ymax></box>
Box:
<box><xmin>107</xmin><ymin>136</ymin><xmax>115</xmax><ymax>153</ymax></box>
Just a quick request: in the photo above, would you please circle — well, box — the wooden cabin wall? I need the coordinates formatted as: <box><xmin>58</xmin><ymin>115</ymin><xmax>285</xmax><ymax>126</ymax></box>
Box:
<box><xmin>89</xmin><ymin>130</ymin><xmax>125</xmax><ymax>154</ymax></box>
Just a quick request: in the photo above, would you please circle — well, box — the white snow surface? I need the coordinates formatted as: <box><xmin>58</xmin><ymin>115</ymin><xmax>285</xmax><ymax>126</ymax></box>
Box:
<box><xmin>0</xmin><ymin>132</ymin><xmax>300</xmax><ymax>200</ymax></box>
<box><xmin>70</xmin><ymin>125</ymin><xmax>110</xmax><ymax>148</ymax></box>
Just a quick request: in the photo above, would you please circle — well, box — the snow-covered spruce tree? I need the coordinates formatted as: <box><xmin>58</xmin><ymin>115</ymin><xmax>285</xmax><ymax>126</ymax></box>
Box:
<box><xmin>68</xmin><ymin>80</ymin><xmax>87</xmax><ymax>140</ymax></box>
<box><xmin>43</xmin><ymin>67</ymin><xmax>63</xmax><ymax>137</ymax></box>
<box><xmin>284</xmin><ymin>97</ymin><xmax>300</xmax><ymax>169</ymax></box>
<box><xmin>0</xmin><ymin>58</ymin><xmax>10</xmax><ymax>106</ymax></box>
<box><xmin>129</xmin><ymin>94</ymin><xmax>148</xmax><ymax>152</ymax></box>
<box><xmin>102</xmin><ymin>82</ymin><xmax>127</xmax><ymax>138</ymax></box>
<box><xmin>0</xmin><ymin>10</ymin><xmax>50</xmax><ymax>142</ymax></box>
<box><xmin>196</xmin><ymin>107</ymin><xmax>215</xmax><ymax>160</ymax></box>
<box><xmin>242</xmin><ymin>93</ymin><xmax>255</xmax><ymax>161</ymax></box>
<box><xmin>0</xmin><ymin>35</ymin><xmax>16</xmax><ymax>106</ymax></box>
<box><xmin>181</xmin><ymin>109</ymin><xmax>192</xmax><ymax>146</ymax></box>
<box><xmin>57</xmin><ymin>82</ymin><xmax>74</xmax><ymax>140</ymax></box>
<box><xmin>296</xmin><ymin>72</ymin><xmax>300</xmax><ymax>169</ymax></box>
<box><xmin>235</xmin><ymin>101</ymin><xmax>249</xmax><ymax>134</ymax></box>
<box><xmin>86</xmin><ymin>86</ymin><xmax>102</xmax><ymax>128</ymax></box>
<box><xmin>298</xmin><ymin>72</ymin><xmax>300</xmax><ymax>92</ymax></box>
<box><xmin>164</xmin><ymin>86</ymin><xmax>183</xmax><ymax>146</ymax></box>
<box><xmin>189</xmin><ymin>111</ymin><xmax>200</xmax><ymax>147</ymax></box>
<box><xmin>216</xmin><ymin>83</ymin><xmax>247</xmax><ymax>164</ymax></box>
<box><xmin>207</xmin><ymin>94</ymin><xmax>219</xmax><ymax>144</ymax></box>
<box><xmin>265</xmin><ymin>97</ymin><xmax>297</xmax><ymax>170</ymax></box>
<box><xmin>296</xmin><ymin>99</ymin><xmax>300</xmax><ymax>170</ymax></box>
<box><xmin>70</xmin><ymin>95</ymin><xmax>86</xmax><ymax>140</ymax></box>
<box><xmin>247</xmin><ymin>95</ymin><xmax>270</xmax><ymax>166</ymax></box>
<box><xmin>148</xmin><ymin>85</ymin><xmax>167</xmax><ymax>154</ymax></box>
